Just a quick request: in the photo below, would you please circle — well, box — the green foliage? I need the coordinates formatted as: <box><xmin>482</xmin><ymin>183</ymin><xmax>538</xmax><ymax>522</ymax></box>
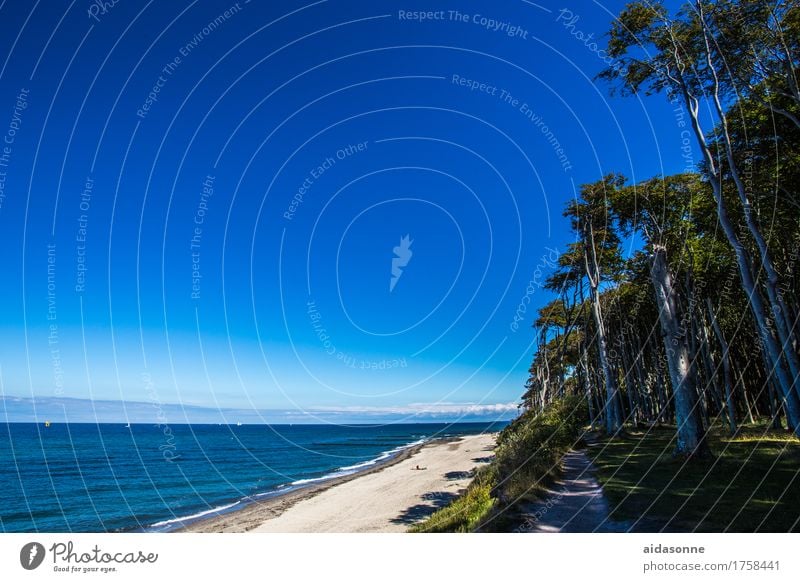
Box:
<box><xmin>410</xmin><ymin>397</ymin><xmax>588</xmax><ymax>532</ymax></box>
<box><xmin>408</xmin><ymin>466</ymin><xmax>497</xmax><ymax>533</ymax></box>
<box><xmin>493</xmin><ymin>396</ymin><xmax>588</xmax><ymax>504</ymax></box>
<box><xmin>532</xmin><ymin>0</ymin><xmax>800</xmax><ymax>443</ymax></box>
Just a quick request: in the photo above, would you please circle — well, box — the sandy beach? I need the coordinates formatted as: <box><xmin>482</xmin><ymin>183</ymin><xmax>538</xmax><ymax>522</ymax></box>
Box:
<box><xmin>183</xmin><ymin>433</ymin><xmax>496</xmax><ymax>533</ymax></box>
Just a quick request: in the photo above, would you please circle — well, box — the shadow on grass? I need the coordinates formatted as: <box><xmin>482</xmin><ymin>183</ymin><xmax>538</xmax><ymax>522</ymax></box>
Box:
<box><xmin>587</xmin><ymin>424</ymin><xmax>800</xmax><ymax>532</ymax></box>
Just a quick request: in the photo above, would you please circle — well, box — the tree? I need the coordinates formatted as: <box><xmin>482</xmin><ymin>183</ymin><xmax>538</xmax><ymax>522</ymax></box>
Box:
<box><xmin>600</xmin><ymin>0</ymin><xmax>800</xmax><ymax>435</ymax></box>
<box><xmin>546</xmin><ymin>176</ymin><xmax>626</xmax><ymax>435</ymax></box>
<box><xmin>611</xmin><ymin>174</ymin><xmax>710</xmax><ymax>455</ymax></box>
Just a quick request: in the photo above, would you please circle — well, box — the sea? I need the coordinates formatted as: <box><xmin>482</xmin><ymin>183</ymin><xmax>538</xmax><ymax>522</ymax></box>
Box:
<box><xmin>0</xmin><ymin>421</ymin><xmax>505</xmax><ymax>532</ymax></box>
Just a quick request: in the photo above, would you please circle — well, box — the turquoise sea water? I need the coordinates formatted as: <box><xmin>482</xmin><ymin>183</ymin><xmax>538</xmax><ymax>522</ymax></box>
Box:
<box><xmin>0</xmin><ymin>422</ymin><xmax>504</xmax><ymax>532</ymax></box>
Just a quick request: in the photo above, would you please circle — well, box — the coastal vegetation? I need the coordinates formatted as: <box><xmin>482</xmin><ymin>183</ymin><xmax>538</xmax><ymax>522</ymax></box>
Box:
<box><xmin>407</xmin><ymin>467</ymin><xmax>496</xmax><ymax>533</ymax></box>
<box><xmin>413</xmin><ymin>0</ymin><xmax>800</xmax><ymax>532</ymax></box>
<box><xmin>410</xmin><ymin>396</ymin><xmax>588</xmax><ymax>532</ymax></box>
<box><xmin>526</xmin><ymin>0</ymin><xmax>800</xmax><ymax>450</ymax></box>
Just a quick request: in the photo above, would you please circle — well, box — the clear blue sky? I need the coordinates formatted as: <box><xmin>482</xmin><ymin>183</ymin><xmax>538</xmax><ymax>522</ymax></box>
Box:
<box><xmin>0</xmin><ymin>0</ymin><xmax>693</xmax><ymax>421</ymax></box>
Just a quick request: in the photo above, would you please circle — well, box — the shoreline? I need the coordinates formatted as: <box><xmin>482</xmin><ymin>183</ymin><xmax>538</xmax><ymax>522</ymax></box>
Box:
<box><xmin>180</xmin><ymin>433</ymin><xmax>496</xmax><ymax>533</ymax></box>
<box><xmin>177</xmin><ymin>438</ymin><xmax>432</xmax><ymax>533</ymax></box>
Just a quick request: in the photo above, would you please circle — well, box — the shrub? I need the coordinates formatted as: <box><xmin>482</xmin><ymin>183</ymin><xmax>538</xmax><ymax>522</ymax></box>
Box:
<box><xmin>492</xmin><ymin>395</ymin><xmax>588</xmax><ymax>504</ymax></box>
<box><xmin>409</xmin><ymin>465</ymin><xmax>497</xmax><ymax>533</ymax></box>
<box><xmin>411</xmin><ymin>395</ymin><xmax>588</xmax><ymax>532</ymax></box>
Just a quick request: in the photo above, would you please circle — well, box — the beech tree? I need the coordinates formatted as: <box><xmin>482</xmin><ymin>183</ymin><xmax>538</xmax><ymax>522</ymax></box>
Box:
<box><xmin>598</xmin><ymin>0</ymin><xmax>800</xmax><ymax>435</ymax></box>
<box><xmin>611</xmin><ymin>175</ymin><xmax>710</xmax><ymax>455</ymax></box>
<box><xmin>521</xmin><ymin>0</ymin><xmax>800</xmax><ymax>450</ymax></box>
<box><xmin>543</xmin><ymin>176</ymin><xmax>626</xmax><ymax>435</ymax></box>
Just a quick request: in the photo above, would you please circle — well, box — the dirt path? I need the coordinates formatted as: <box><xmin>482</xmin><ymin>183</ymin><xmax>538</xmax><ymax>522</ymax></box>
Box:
<box><xmin>516</xmin><ymin>449</ymin><xmax>630</xmax><ymax>533</ymax></box>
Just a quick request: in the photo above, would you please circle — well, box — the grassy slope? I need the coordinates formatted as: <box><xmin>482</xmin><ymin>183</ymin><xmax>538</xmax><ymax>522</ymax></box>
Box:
<box><xmin>587</xmin><ymin>424</ymin><xmax>800</xmax><ymax>532</ymax></box>
<box><xmin>410</xmin><ymin>396</ymin><xmax>588</xmax><ymax>532</ymax></box>
<box><xmin>413</xmin><ymin>399</ymin><xmax>800</xmax><ymax>532</ymax></box>
<box><xmin>408</xmin><ymin>467</ymin><xmax>497</xmax><ymax>533</ymax></box>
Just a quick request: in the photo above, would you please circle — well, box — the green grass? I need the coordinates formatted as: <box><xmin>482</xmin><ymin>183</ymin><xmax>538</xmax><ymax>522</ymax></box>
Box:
<box><xmin>409</xmin><ymin>467</ymin><xmax>497</xmax><ymax>533</ymax></box>
<box><xmin>587</xmin><ymin>423</ymin><xmax>800</xmax><ymax>532</ymax></box>
<box><xmin>492</xmin><ymin>396</ymin><xmax>588</xmax><ymax>503</ymax></box>
<box><xmin>410</xmin><ymin>396</ymin><xmax>588</xmax><ymax>532</ymax></box>
<box><xmin>412</xmin><ymin>403</ymin><xmax>800</xmax><ymax>532</ymax></box>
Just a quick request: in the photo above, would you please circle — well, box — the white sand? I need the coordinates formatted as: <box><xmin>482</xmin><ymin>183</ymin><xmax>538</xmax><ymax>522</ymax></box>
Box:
<box><xmin>251</xmin><ymin>433</ymin><xmax>496</xmax><ymax>533</ymax></box>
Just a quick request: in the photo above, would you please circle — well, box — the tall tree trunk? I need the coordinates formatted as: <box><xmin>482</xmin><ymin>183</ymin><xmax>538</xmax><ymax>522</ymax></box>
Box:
<box><xmin>697</xmin><ymin>2</ymin><xmax>800</xmax><ymax>389</ymax></box>
<box><xmin>699</xmin><ymin>325</ymin><xmax>722</xmax><ymax>423</ymax></box>
<box><xmin>706</xmin><ymin>297</ymin><xmax>737</xmax><ymax>434</ymax></box>
<box><xmin>769</xmin><ymin>383</ymin><xmax>784</xmax><ymax>431</ymax></box>
<box><xmin>732</xmin><ymin>354</ymin><xmax>756</xmax><ymax>424</ymax></box>
<box><xmin>624</xmin><ymin>343</ymin><xmax>641</xmax><ymax>425</ymax></box>
<box><xmin>619</xmin><ymin>338</ymin><xmax>635</xmax><ymax>424</ymax></box>
<box><xmin>665</xmin><ymin>36</ymin><xmax>800</xmax><ymax>434</ymax></box>
<box><xmin>650</xmin><ymin>245</ymin><xmax>708</xmax><ymax>457</ymax></box>
<box><xmin>580</xmin><ymin>346</ymin><xmax>596</xmax><ymax>428</ymax></box>
<box><xmin>583</xmin><ymin>222</ymin><xmax>624</xmax><ymax>434</ymax></box>
<box><xmin>632</xmin><ymin>336</ymin><xmax>650</xmax><ymax>422</ymax></box>
<box><xmin>689</xmin><ymin>315</ymin><xmax>711</xmax><ymax>429</ymax></box>
<box><xmin>651</xmin><ymin>339</ymin><xmax>671</xmax><ymax>424</ymax></box>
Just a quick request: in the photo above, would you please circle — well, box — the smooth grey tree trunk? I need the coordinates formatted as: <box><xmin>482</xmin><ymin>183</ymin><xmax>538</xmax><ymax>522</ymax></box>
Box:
<box><xmin>650</xmin><ymin>245</ymin><xmax>708</xmax><ymax>456</ymax></box>
<box><xmin>665</xmin><ymin>44</ymin><xmax>800</xmax><ymax>435</ymax></box>
<box><xmin>706</xmin><ymin>297</ymin><xmax>737</xmax><ymax>434</ymax></box>
<box><xmin>697</xmin><ymin>3</ymin><xmax>800</xmax><ymax>390</ymax></box>
<box><xmin>580</xmin><ymin>348</ymin><xmax>596</xmax><ymax>428</ymax></box>
<box><xmin>583</xmin><ymin>222</ymin><xmax>623</xmax><ymax>434</ymax></box>
<box><xmin>592</xmin><ymin>296</ymin><xmax>623</xmax><ymax>434</ymax></box>
<box><xmin>651</xmin><ymin>344</ymin><xmax>670</xmax><ymax>424</ymax></box>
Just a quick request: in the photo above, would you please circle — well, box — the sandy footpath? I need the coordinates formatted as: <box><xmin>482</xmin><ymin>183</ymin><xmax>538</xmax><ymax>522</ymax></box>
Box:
<box><xmin>183</xmin><ymin>433</ymin><xmax>496</xmax><ymax>533</ymax></box>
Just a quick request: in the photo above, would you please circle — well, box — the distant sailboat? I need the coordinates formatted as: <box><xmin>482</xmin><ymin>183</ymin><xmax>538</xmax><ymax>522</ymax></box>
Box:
<box><xmin>237</xmin><ymin>422</ymin><xmax>242</xmax><ymax>427</ymax></box>
<box><xmin>45</xmin><ymin>421</ymin><xmax>51</xmax><ymax>428</ymax></box>
<box><xmin>124</xmin><ymin>423</ymin><xmax>131</xmax><ymax>428</ymax></box>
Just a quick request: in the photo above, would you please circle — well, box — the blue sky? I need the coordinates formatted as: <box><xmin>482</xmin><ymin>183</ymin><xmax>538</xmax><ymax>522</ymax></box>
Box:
<box><xmin>0</xmin><ymin>0</ymin><xmax>694</xmax><ymax>422</ymax></box>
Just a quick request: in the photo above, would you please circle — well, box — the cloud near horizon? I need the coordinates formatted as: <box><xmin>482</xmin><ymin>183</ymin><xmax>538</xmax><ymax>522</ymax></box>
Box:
<box><xmin>0</xmin><ymin>396</ymin><xmax>519</xmax><ymax>424</ymax></box>
<box><xmin>312</xmin><ymin>402</ymin><xmax>519</xmax><ymax>416</ymax></box>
